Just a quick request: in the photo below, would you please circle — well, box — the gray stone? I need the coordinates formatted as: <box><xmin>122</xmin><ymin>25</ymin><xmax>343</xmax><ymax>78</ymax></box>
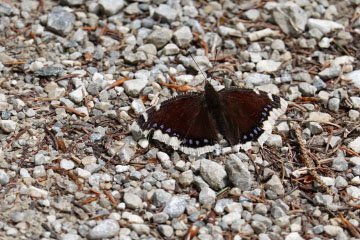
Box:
<box><xmin>265</xmin><ymin>175</ymin><xmax>285</xmax><ymax>195</ymax></box>
<box><xmin>307</xmin><ymin>122</ymin><xmax>323</xmax><ymax>135</ymax></box>
<box><xmin>25</xmin><ymin>109</ymin><xmax>36</xmax><ymax>118</ymax></box>
<box><xmin>131</xmin><ymin>99</ymin><xmax>146</xmax><ymax>115</ymax></box>
<box><xmin>163</xmin><ymin>197</ymin><xmax>187</xmax><ymax>219</ymax></box>
<box><xmin>224</xmin><ymin>39</ymin><xmax>236</xmax><ymax>49</ymax></box>
<box><xmin>309</xmin><ymin>28</ymin><xmax>324</xmax><ymax>40</ymax></box>
<box><xmin>292</xmin><ymin>72</ymin><xmax>311</xmax><ymax>82</ymax></box>
<box><xmin>175</xmin><ymin>160</ymin><xmax>186</xmax><ymax>171</ymax></box>
<box><xmin>353</xmin><ymin>165</ymin><xmax>360</xmax><ymax>176</ymax></box>
<box><xmin>162</xmin><ymin>179</ymin><xmax>175</xmax><ymax>191</ymax></box>
<box><xmin>123</xmin><ymin>51</ymin><xmax>147</xmax><ymax>64</ymax></box>
<box><xmin>223</xmin><ymin>212</ymin><xmax>242</xmax><ymax>225</ymax></box>
<box><xmin>1</xmin><ymin>111</ymin><xmax>11</xmax><ymax>120</ymax></box>
<box><xmin>347</xmin><ymin>186</ymin><xmax>360</xmax><ymax>198</ymax></box>
<box><xmin>244</xmin><ymin>73</ymin><xmax>271</xmax><ymax>87</ymax></box>
<box><xmin>328</xmin><ymin>98</ymin><xmax>340</xmax><ymax>112</ymax></box>
<box><xmin>152</xmin><ymin>171</ymin><xmax>167</xmax><ymax>181</ymax></box>
<box><xmin>138</xmin><ymin>44</ymin><xmax>157</xmax><ymax>56</ymax></box>
<box><xmin>179</xmin><ymin>170</ymin><xmax>193</xmax><ymax>187</ymax></box>
<box><xmin>60</xmin><ymin>159</ymin><xmax>75</xmax><ymax>170</ymax></box>
<box><xmin>274</xmin><ymin>216</ymin><xmax>290</xmax><ymax>228</ymax></box>
<box><xmin>344</xmin><ymin>70</ymin><xmax>360</xmax><ymax>88</ymax></box>
<box><xmin>88</xmin><ymin>219</ymin><xmax>120</xmax><ymax>239</ymax></box>
<box><xmin>349</xmin><ymin>110</ymin><xmax>360</xmax><ymax>121</ymax></box>
<box><xmin>307</xmin><ymin>112</ymin><xmax>333</xmax><ymax>122</ymax></box>
<box><xmin>35</xmin><ymin>66</ymin><xmax>63</xmax><ymax>77</ymax></box>
<box><xmin>251</xmin><ymin>221</ymin><xmax>267</xmax><ymax>234</ymax></box>
<box><xmin>123</xmin><ymin>79</ymin><xmax>148</xmax><ymax>97</ymax></box>
<box><xmin>285</xmin><ymin>232</ymin><xmax>304</xmax><ymax>240</ymax></box>
<box><xmin>163</xmin><ymin>43</ymin><xmax>180</xmax><ymax>55</ymax></box>
<box><xmin>34</xmin><ymin>153</ymin><xmax>48</xmax><ymax>165</ymax></box>
<box><xmin>248</xmin><ymin>28</ymin><xmax>279</xmax><ymax>41</ymax></box>
<box><xmin>256</xmin><ymin>60</ymin><xmax>281</xmax><ymax>73</ymax></box>
<box><xmin>313</xmin><ymin>78</ymin><xmax>326</xmax><ymax>90</ymax></box>
<box><xmin>323</xmin><ymin>225</ymin><xmax>343</xmax><ymax>237</ymax></box>
<box><xmin>171</xmin><ymin>219</ymin><xmax>187</xmax><ymax>230</ymax></box>
<box><xmin>200</xmin><ymin>159</ymin><xmax>227</xmax><ymax>190</ymax></box>
<box><xmin>313</xmin><ymin>193</ymin><xmax>333</xmax><ymax>206</ymax></box>
<box><xmin>271</xmin><ymin>39</ymin><xmax>285</xmax><ymax>51</ymax></box>
<box><xmin>117</xmin><ymin>145</ymin><xmax>135</xmax><ymax>163</ymax></box>
<box><xmin>271</xmin><ymin>199</ymin><xmax>289</xmax><ymax>218</ymax></box>
<box><xmin>60</xmin><ymin>0</ymin><xmax>83</xmax><ymax>6</ymax></box>
<box><xmin>307</xmin><ymin>18</ymin><xmax>344</xmax><ymax>34</ymax></box>
<box><xmin>151</xmin><ymin>189</ymin><xmax>172</xmax><ymax>207</ymax></box>
<box><xmin>332</xmin><ymin>157</ymin><xmax>348</xmax><ymax>171</ymax></box>
<box><xmin>158</xmin><ymin>225</ymin><xmax>173</xmax><ymax>238</ymax></box>
<box><xmin>335</xmin><ymin>176</ymin><xmax>348</xmax><ymax>187</ymax></box>
<box><xmin>183</xmin><ymin>5</ymin><xmax>198</xmax><ymax>18</ymax></box>
<box><xmin>348</xmin><ymin>137</ymin><xmax>360</xmax><ymax>153</ymax></box>
<box><xmin>0</xmin><ymin>120</ymin><xmax>16</xmax><ymax>133</ymax></box>
<box><xmin>129</xmin><ymin>170</ymin><xmax>141</xmax><ymax>180</ymax></box>
<box><xmin>313</xmin><ymin>225</ymin><xmax>324</xmax><ymax>234</ymax></box>
<box><xmin>0</xmin><ymin>170</ymin><xmax>9</xmax><ymax>185</ymax></box>
<box><xmin>188</xmin><ymin>56</ymin><xmax>212</xmax><ymax>73</ymax></box>
<box><xmin>131</xmin><ymin>224</ymin><xmax>150</xmax><ymax>235</ymax></box>
<box><xmin>124</xmin><ymin>192</ymin><xmax>142</xmax><ymax>209</ymax></box>
<box><xmin>60</xmin><ymin>234</ymin><xmax>81</xmax><ymax>240</ymax></box>
<box><xmin>0</xmin><ymin>3</ymin><xmax>19</xmax><ymax>16</ymax></box>
<box><xmin>319</xmin><ymin>66</ymin><xmax>341</xmax><ymax>80</ymax></box>
<box><xmin>265</xmin><ymin>134</ymin><xmax>283</xmax><ymax>147</ymax></box>
<box><xmin>319</xmin><ymin>37</ymin><xmax>332</xmax><ymax>48</ymax></box>
<box><xmin>272</xmin><ymin>204</ymin><xmax>287</xmax><ymax>218</ymax></box>
<box><xmin>254</xmin><ymin>203</ymin><xmax>268</xmax><ymax>215</ymax></box>
<box><xmin>350</xmin><ymin>157</ymin><xmax>360</xmax><ymax>166</ymax></box>
<box><xmin>68</xmin><ymin>87</ymin><xmax>86</xmax><ymax>104</ymax></box>
<box><xmin>173</xmin><ymin>26</ymin><xmax>193</xmax><ymax>48</ymax></box>
<box><xmin>147</xmin><ymin>28</ymin><xmax>173</xmax><ymax>49</ymax></box>
<box><xmin>214</xmin><ymin>199</ymin><xmax>234</xmax><ymax>214</ymax></box>
<box><xmin>219</xmin><ymin>26</ymin><xmax>242</xmax><ymax>37</ymax></box>
<box><xmin>13</xmin><ymin>99</ymin><xmax>25</xmax><ymax>111</ymax></box>
<box><xmin>299</xmin><ymin>83</ymin><xmax>316</xmax><ymax>96</ymax></box>
<box><xmin>154</xmin><ymin>4</ymin><xmax>177</xmax><ymax>23</ymax></box>
<box><xmin>99</xmin><ymin>0</ymin><xmax>125</xmax><ymax>16</ymax></box>
<box><xmin>324</xmin><ymin>135</ymin><xmax>341</xmax><ymax>149</ymax></box>
<box><xmin>33</xmin><ymin>165</ymin><xmax>46</xmax><ymax>179</ymax></box>
<box><xmin>272</xmin><ymin>2</ymin><xmax>307</xmax><ymax>35</ymax></box>
<box><xmin>351</xmin><ymin>97</ymin><xmax>360</xmax><ymax>109</ymax></box>
<box><xmin>152</xmin><ymin>213</ymin><xmax>169</xmax><ymax>223</ymax></box>
<box><xmin>243</xmin><ymin>9</ymin><xmax>260</xmax><ymax>21</ymax></box>
<box><xmin>225</xmin><ymin>154</ymin><xmax>251</xmax><ymax>191</ymax></box>
<box><xmin>47</xmin><ymin>7</ymin><xmax>75</xmax><ymax>36</ymax></box>
<box><xmin>124</xmin><ymin>3</ymin><xmax>141</xmax><ymax>15</ymax></box>
<box><xmin>199</xmin><ymin>187</ymin><xmax>216</xmax><ymax>207</ymax></box>
<box><xmin>252</xmin><ymin>214</ymin><xmax>272</xmax><ymax>228</ymax></box>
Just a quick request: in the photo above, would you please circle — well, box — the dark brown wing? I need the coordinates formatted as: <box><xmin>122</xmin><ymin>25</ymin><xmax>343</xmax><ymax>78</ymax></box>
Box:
<box><xmin>218</xmin><ymin>88</ymin><xmax>282</xmax><ymax>145</ymax></box>
<box><xmin>137</xmin><ymin>94</ymin><xmax>219</xmax><ymax>148</ymax></box>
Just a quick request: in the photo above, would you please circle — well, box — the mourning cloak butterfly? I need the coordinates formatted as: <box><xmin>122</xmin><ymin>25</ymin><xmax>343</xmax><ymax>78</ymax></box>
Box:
<box><xmin>135</xmin><ymin>82</ymin><xmax>287</xmax><ymax>156</ymax></box>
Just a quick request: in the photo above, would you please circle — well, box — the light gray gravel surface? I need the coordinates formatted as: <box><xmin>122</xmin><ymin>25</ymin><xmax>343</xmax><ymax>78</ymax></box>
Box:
<box><xmin>1</xmin><ymin>0</ymin><xmax>360</xmax><ymax>239</ymax></box>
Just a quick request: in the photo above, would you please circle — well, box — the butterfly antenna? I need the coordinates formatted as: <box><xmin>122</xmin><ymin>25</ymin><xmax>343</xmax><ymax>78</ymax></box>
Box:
<box><xmin>189</xmin><ymin>54</ymin><xmax>208</xmax><ymax>83</ymax></box>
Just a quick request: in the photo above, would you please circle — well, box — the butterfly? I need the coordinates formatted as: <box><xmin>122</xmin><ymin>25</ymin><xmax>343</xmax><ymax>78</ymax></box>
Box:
<box><xmin>135</xmin><ymin>81</ymin><xmax>287</xmax><ymax>156</ymax></box>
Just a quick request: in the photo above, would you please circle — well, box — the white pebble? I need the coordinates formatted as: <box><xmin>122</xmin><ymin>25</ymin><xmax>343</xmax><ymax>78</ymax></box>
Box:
<box><xmin>60</xmin><ymin>159</ymin><xmax>75</xmax><ymax>170</ymax></box>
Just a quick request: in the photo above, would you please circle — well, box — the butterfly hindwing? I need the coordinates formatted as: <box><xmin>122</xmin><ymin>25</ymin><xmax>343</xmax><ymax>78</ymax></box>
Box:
<box><xmin>218</xmin><ymin>88</ymin><xmax>281</xmax><ymax>145</ymax></box>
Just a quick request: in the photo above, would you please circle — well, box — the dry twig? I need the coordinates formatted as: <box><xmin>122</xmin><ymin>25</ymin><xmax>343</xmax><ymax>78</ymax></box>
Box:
<box><xmin>50</xmin><ymin>105</ymin><xmax>86</xmax><ymax>117</ymax></box>
<box><xmin>7</xmin><ymin>127</ymin><xmax>30</xmax><ymax>148</ymax></box>
<box><xmin>291</xmin><ymin>121</ymin><xmax>334</xmax><ymax>195</ymax></box>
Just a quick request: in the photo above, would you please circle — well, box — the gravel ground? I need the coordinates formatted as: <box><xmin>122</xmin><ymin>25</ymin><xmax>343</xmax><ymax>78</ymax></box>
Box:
<box><xmin>1</xmin><ymin>0</ymin><xmax>360</xmax><ymax>239</ymax></box>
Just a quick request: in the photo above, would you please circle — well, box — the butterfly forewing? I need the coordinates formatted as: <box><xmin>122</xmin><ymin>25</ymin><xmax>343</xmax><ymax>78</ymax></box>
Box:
<box><xmin>138</xmin><ymin>94</ymin><xmax>219</xmax><ymax>148</ymax></box>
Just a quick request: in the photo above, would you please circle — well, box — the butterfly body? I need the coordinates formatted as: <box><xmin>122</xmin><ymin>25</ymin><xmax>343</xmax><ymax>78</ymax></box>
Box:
<box><xmin>136</xmin><ymin>82</ymin><xmax>287</xmax><ymax>156</ymax></box>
